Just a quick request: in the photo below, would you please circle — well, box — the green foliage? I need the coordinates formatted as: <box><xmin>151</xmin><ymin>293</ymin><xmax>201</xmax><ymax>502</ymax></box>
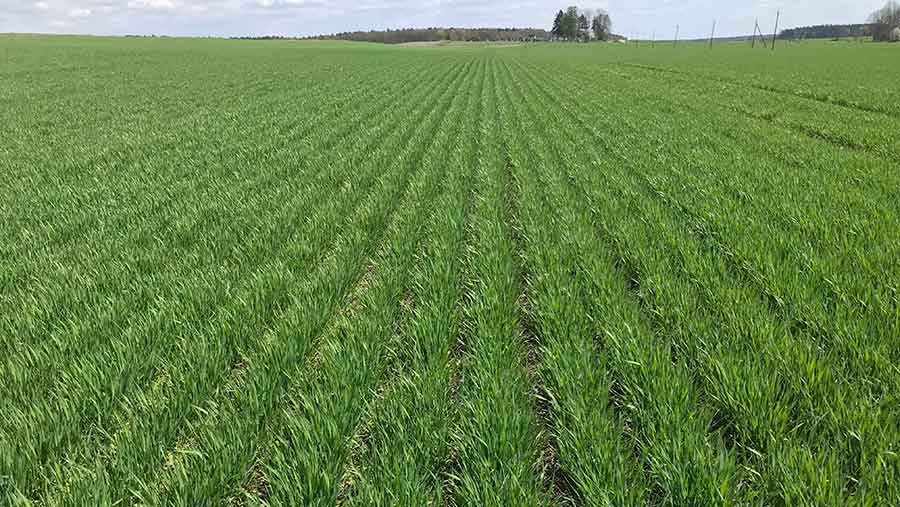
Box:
<box><xmin>1</xmin><ymin>35</ymin><xmax>898</xmax><ymax>506</ymax></box>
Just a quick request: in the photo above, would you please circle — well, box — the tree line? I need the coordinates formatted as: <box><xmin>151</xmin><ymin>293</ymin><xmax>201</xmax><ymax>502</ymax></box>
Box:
<box><xmin>312</xmin><ymin>27</ymin><xmax>549</xmax><ymax>44</ymax></box>
<box><xmin>779</xmin><ymin>2</ymin><xmax>899</xmax><ymax>42</ymax></box>
<box><xmin>551</xmin><ymin>6</ymin><xmax>612</xmax><ymax>41</ymax></box>
<box><xmin>778</xmin><ymin>24</ymin><xmax>870</xmax><ymax>40</ymax></box>
<box><xmin>770</xmin><ymin>1</ymin><xmax>899</xmax><ymax>42</ymax></box>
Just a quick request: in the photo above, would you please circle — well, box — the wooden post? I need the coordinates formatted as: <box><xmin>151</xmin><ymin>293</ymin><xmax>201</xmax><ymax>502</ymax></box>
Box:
<box><xmin>756</xmin><ymin>21</ymin><xmax>769</xmax><ymax>49</ymax></box>
<box><xmin>771</xmin><ymin>10</ymin><xmax>780</xmax><ymax>50</ymax></box>
<box><xmin>751</xmin><ymin>19</ymin><xmax>758</xmax><ymax>48</ymax></box>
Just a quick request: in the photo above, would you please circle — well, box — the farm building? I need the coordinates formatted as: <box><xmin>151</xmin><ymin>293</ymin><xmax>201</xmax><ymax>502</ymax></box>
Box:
<box><xmin>892</xmin><ymin>26</ymin><xmax>900</xmax><ymax>41</ymax></box>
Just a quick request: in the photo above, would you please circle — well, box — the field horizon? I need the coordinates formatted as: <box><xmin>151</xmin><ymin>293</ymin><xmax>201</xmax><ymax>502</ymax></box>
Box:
<box><xmin>2</xmin><ymin>35</ymin><xmax>899</xmax><ymax>506</ymax></box>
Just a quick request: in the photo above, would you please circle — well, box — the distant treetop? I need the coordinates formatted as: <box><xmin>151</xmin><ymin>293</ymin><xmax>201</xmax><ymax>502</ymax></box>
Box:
<box><xmin>310</xmin><ymin>27</ymin><xmax>550</xmax><ymax>44</ymax></box>
<box><xmin>550</xmin><ymin>6</ymin><xmax>613</xmax><ymax>41</ymax></box>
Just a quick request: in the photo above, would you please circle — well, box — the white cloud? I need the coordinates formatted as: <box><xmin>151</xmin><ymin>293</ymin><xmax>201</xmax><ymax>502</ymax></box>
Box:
<box><xmin>255</xmin><ymin>0</ymin><xmax>322</xmax><ymax>8</ymax></box>
<box><xmin>128</xmin><ymin>0</ymin><xmax>176</xmax><ymax>9</ymax></box>
<box><xmin>68</xmin><ymin>7</ymin><xmax>92</xmax><ymax>17</ymax></box>
<box><xmin>34</xmin><ymin>1</ymin><xmax>50</xmax><ymax>10</ymax></box>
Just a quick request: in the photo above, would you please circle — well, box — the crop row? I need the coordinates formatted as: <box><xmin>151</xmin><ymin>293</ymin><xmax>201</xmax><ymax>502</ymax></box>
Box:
<box><xmin>3</xmin><ymin>39</ymin><xmax>897</xmax><ymax>506</ymax></box>
<box><xmin>501</xmin><ymin>52</ymin><xmax>898</xmax><ymax>504</ymax></box>
<box><xmin>2</xmin><ymin>53</ymin><xmax>472</xmax><ymax>504</ymax></box>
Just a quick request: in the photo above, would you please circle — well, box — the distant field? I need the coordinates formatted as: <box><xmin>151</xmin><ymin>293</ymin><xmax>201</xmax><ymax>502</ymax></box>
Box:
<box><xmin>396</xmin><ymin>40</ymin><xmax>524</xmax><ymax>47</ymax></box>
<box><xmin>1</xmin><ymin>36</ymin><xmax>899</xmax><ymax>506</ymax></box>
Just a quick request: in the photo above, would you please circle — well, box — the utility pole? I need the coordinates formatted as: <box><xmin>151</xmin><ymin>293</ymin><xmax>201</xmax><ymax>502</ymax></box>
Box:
<box><xmin>652</xmin><ymin>29</ymin><xmax>656</xmax><ymax>48</ymax></box>
<box><xmin>751</xmin><ymin>18</ymin><xmax>758</xmax><ymax>48</ymax></box>
<box><xmin>709</xmin><ymin>20</ymin><xmax>716</xmax><ymax>49</ymax></box>
<box><xmin>754</xmin><ymin>20</ymin><xmax>769</xmax><ymax>49</ymax></box>
<box><xmin>674</xmin><ymin>25</ymin><xmax>679</xmax><ymax>47</ymax></box>
<box><xmin>771</xmin><ymin>10</ymin><xmax>780</xmax><ymax>51</ymax></box>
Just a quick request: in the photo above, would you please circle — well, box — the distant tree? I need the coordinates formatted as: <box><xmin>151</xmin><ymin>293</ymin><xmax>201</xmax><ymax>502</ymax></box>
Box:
<box><xmin>552</xmin><ymin>10</ymin><xmax>564</xmax><ymax>38</ymax></box>
<box><xmin>868</xmin><ymin>0</ymin><xmax>900</xmax><ymax>41</ymax></box>
<box><xmin>578</xmin><ymin>14</ymin><xmax>589</xmax><ymax>39</ymax></box>
<box><xmin>581</xmin><ymin>8</ymin><xmax>595</xmax><ymax>27</ymax></box>
<box><xmin>561</xmin><ymin>6</ymin><xmax>580</xmax><ymax>39</ymax></box>
<box><xmin>551</xmin><ymin>6</ymin><xmax>613</xmax><ymax>42</ymax></box>
<box><xmin>591</xmin><ymin>11</ymin><xmax>612</xmax><ymax>41</ymax></box>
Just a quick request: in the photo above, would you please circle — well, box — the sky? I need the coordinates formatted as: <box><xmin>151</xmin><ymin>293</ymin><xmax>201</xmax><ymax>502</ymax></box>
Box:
<box><xmin>0</xmin><ymin>0</ymin><xmax>889</xmax><ymax>39</ymax></box>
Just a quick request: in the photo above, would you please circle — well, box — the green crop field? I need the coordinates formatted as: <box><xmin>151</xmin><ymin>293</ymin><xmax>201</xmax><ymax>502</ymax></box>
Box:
<box><xmin>1</xmin><ymin>35</ymin><xmax>899</xmax><ymax>506</ymax></box>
